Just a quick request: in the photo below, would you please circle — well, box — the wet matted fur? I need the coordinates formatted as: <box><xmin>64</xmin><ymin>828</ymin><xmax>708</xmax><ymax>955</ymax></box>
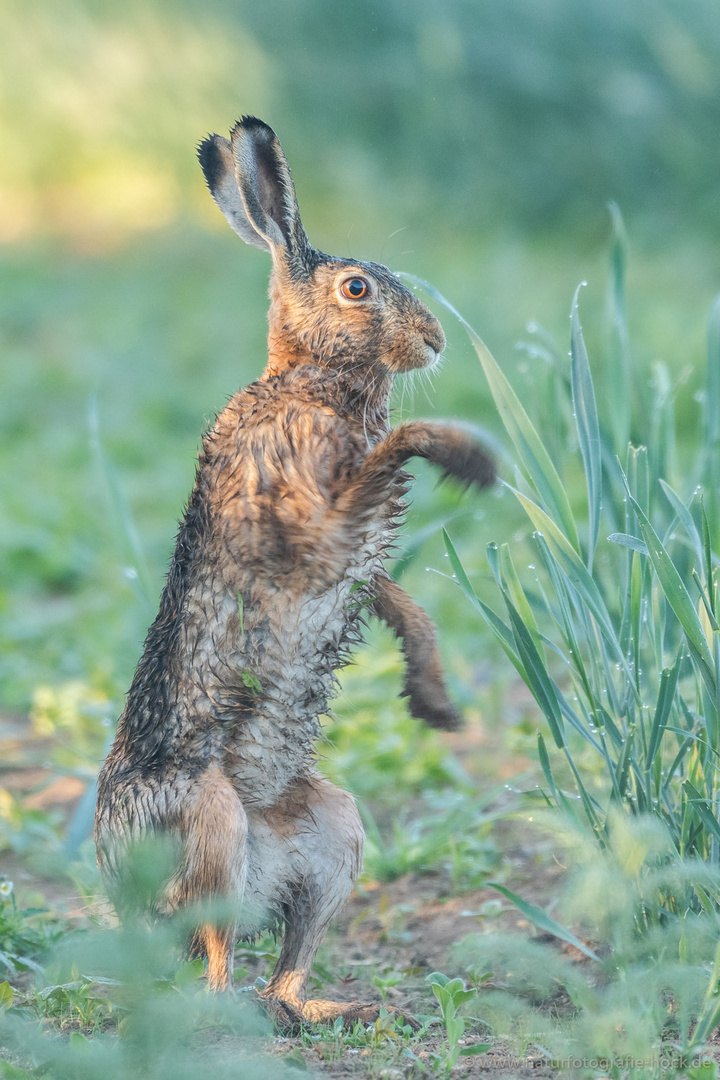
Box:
<box><xmin>95</xmin><ymin>116</ymin><xmax>495</xmax><ymax>1027</ymax></box>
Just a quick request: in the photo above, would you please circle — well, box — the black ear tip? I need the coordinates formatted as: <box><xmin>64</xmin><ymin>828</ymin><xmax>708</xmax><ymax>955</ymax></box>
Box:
<box><xmin>197</xmin><ymin>135</ymin><xmax>225</xmax><ymax>189</ymax></box>
<box><xmin>231</xmin><ymin>115</ymin><xmax>277</xmax><ymax>143</ymax></box>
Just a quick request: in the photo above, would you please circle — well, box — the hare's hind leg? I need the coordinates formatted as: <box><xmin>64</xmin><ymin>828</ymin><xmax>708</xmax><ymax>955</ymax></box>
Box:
<box><xmin>254</xmin><ymin>776</ymin><xmax>379</xmax><ymax>1026</ymax></box>
<box><xmin>180</xmin><ymin>767</ymin><xmax>248</xmax><ymax>991</ymax></box>
<box><xmin>256</xmin><ymin>776</ymin><xmax>417</xmax><ymax>1030</ymax></box>
<box><xmin>97</xmin><ymin>766</ymin><xmax>247</xmax><ymax>990</ymax></box>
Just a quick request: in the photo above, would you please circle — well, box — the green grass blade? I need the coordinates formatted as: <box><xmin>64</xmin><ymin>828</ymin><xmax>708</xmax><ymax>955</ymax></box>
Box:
<box><xmin>88</xmin><ymin>394</ymin><xmax>156</xmax><ymax>614</ymax></box>
<box><xmin>537</xmin><ymin>732</ymin><xmax>559</xmax><ymax>804</ymax></box>
<box><xmin>701</xmin><ymin>496</ymin><xmax>714</xmax><ymax>613</ymax></box>
<box><xmin>606</xmin><ymin>203</ymin><xmax>631</xmax><ymax>455</ymax></box>
<box><xmin>683</xmin><ymin>780</ymin><xmax>720</xmax><ymax>845</ymax></box>
<box><xmin>622</xmin><ymin>471</ymin><xmax>716</xmax><ymax>691</ymax></box>
<box><xmin>403</xmin><ymin>274</ymin><xmax>580</xmax><ymax>551</ymax></box>
<box><xmin>659</xmin><ymin>479</ymin><xmax>704</xmax><ymax>571</ymax></box>
<box><xmin>498</xmin><ymin>543</ymin><xmax>542</xmax><ymax>651</ymax></box>
<box><xmin>570</xmin><ymin>284</ymin><xmax>602</xmax><ymax>571</ymax></box>
<box><xmin>646</xmin><ymin>655</ymin><xmax>682</xmax><ymax>767</ymax></box>
<box><xmin>706</xmin><ymin>296</ymin><xmax>720</xmax><ymax>450</ymax></box>
<box><xmin>510</xmin><ymin>486</ymin><xmax>629</xmax><ymax>674</ymax></box>
<box><xmin>633</xmin><ymin>513</ymin><xmax>716</xmax><ymax>695</ymax></box>
<box><xmin>443</xmin><ymin>530</ymin><xmax>528</xmax><ymax>682</ymax></box>
<box><xmin>486</xmin><ymin>882</ymin><xmax>600</xmax><ymax>961</ymax></box>
<box><xmin>503</xmin><ymin>596</ymin><xmax>565</xmax><ymax>748</ymax></box>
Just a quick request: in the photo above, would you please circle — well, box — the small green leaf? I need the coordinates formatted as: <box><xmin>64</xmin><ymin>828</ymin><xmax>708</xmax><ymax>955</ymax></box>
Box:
<box><xmin>0</xmin><ymin>981</ymin><xmax>14</xmax><ymax>1009</ymax></box>
<box><xmin>685</xmin><ymin>1064</ymin><xmax>718</xmax><ymax>1080</ymax></box>
<box><xmin>174</xmin><ymin>957</ymin><xmax>205</xmax><ymax>987</ymax></box>
<box><xmin>241</xmin><ymin>669</ymin><xmax>263</xmax><ymax>694</ymax></box>
<box><xmin>459</xmin><ymin>1043</ymin><xmax>493</xmax><ymax>1057</ymax></box>
<box><xmin>446</xmin><ymin>1016</ymin><xmax>465</xmax><ymax>1044</ymax></box>
<box><xmin>1</xmin><ymin>1064</ymin><xmax>37</xmax><ymax>1080</ymax></box>
<box><xmin>607</xmin><ymin>532</ymin><xmax>649</xmax><ymax>557</ymax></box>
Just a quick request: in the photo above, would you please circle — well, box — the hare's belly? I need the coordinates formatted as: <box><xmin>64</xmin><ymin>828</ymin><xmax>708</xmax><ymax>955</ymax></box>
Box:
<box><xmin>224</xmin><ymin>559</ymin><xmax>380</xmax><ymax>804</ymax></box>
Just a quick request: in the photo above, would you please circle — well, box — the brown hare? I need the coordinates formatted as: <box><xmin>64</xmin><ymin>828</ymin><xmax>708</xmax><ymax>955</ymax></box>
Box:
<box><xmin>95</xmin><ymin>116</ymin><xmax>495</xmax><ymax>1028</ymax></box>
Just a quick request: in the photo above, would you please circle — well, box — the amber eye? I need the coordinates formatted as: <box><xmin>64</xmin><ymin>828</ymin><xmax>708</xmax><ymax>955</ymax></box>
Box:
<box><xmin>340</xmin><ymin>277</ymin><xmax>369</xmax><ymax>300</ymax></box>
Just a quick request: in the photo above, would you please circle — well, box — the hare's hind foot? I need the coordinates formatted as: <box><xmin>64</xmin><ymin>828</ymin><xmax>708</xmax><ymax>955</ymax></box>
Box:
<box><xmin>259</xmin><ymin>992</ymin><xmax>419</xmax><ymax>1033</ymax></box>
<box><xmin>302</xmin><ymin>998</ymin><xmax>420</xmax><ymax>1032</ymax></box>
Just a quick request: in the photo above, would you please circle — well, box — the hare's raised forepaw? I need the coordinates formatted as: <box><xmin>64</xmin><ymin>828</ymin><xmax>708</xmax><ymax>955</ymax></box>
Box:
<box><xmin>404</xmin><ymin>684</ymin><xmax>462</xmax><ymax>731</ymax></box>
<box><xmin>439</xmin><ymin>439</ymin><xmax>496</xmax><ymax>492</ymax></box>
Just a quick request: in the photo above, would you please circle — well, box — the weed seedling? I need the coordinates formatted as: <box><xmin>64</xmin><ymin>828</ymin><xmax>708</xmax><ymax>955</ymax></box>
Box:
<box><xmin>373</xmin><ymin>969</ymin><xmax>404</xmax><ymax>1004</ymax></box>
<box><xmin>426</xmin><ymin>971</ymin><xmax>490</xmax><ymax>1072</ymax></box>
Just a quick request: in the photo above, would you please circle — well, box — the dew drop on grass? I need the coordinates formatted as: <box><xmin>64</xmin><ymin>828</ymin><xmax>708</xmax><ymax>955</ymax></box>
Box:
<box><xmin>124</xmin><ymin>566</ymin><xmax>138</xmax><ymax>580</ymax></box>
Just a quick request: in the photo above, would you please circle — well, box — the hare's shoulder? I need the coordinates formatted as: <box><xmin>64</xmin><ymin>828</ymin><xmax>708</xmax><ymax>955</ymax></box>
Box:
<box><xmin>209</xmin><ymin>368</ymin><xmax>373</xmax><ymax>474</ymax></box>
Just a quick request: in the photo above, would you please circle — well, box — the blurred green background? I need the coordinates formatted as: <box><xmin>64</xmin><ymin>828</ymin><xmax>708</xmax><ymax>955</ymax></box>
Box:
<box><xmin>2</xmin><ymin>0</ymin><xmax>720</xmax><ymax>716</ymax></box>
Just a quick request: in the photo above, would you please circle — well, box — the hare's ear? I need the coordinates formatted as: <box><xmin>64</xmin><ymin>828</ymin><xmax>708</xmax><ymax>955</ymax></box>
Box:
<box><xmin>229</xmin><ymin>116</ymin><xmax>313</xmax><ymax>265</ymax></box>
<box><xmin>198</xmin><ymin>133</ymin><xmax>271</xmax><ymax>252</ymax></box>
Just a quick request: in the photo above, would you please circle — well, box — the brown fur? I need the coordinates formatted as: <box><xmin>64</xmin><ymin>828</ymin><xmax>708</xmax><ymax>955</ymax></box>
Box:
<box><xmin>95</xmin><ymin>116</ymin><xmax>495</xmax><ymax>1027</ymax></box>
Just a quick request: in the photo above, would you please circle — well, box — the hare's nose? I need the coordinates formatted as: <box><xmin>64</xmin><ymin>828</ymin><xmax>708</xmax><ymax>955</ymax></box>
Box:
<box><xmin>423</xmin><ymin>322</ymin><xmax>446</xmax><ymax>357</ymax></box>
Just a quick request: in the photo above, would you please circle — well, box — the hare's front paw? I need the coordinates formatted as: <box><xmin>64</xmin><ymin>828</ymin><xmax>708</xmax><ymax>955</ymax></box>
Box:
<box><xmin>404</xmin><ymin>683</ymin><xmax>461</xmax><ymax>731</ymax></box>
<box><xmin>439</xmin><ymin>436</ymin><xmax>496</xmax><ymax>492</ymax></box>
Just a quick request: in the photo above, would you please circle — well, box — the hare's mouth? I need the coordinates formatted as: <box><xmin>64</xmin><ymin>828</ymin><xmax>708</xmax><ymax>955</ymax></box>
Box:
<box><xmin>422</xmin><ymin>343</ymin><xmax>440</xmax><ymax>367</ymax></box>
<box><xmin>400</xmin><ymin>339</ymin><xmax>441</xmax><ymax>373</ymax></box>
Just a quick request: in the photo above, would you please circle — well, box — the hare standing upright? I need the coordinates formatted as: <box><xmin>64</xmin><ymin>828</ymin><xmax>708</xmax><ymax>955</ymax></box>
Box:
<box><xmin>95</xmin><ymin>116</ymin><xmax>495</xmax><ymax>1026</ymax></box>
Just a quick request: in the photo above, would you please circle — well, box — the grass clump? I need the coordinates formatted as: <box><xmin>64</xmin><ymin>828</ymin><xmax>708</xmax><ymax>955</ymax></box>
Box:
<box><xmin>413</xmin><ymin>212</ymin><xmax>720</xmax><ymax>1073</ymax></box>
<box><xmin>432</xmin><ymin>210</ymin><xmax>720</xmax><ymax>887</ymax></box>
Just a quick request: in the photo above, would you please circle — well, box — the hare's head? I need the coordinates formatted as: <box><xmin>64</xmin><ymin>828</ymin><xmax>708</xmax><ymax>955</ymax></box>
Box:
<box><xmin>198</xmin><ymin>117</ymin><xmax>445</xmax><ymax>383</ymax></box>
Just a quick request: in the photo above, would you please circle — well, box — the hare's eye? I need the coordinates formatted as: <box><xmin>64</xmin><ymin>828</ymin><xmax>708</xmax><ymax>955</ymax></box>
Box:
<box><xmin>340</xmin><ymin>277</ymin><xmax>369</xmax><ymax>300</ymax></box>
